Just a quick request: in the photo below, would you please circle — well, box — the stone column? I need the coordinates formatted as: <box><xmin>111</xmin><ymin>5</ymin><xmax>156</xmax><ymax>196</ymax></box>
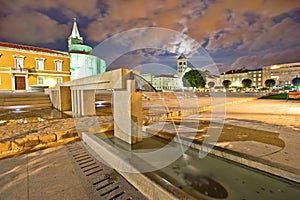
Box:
<box><xmin>77</xmin><ymin>90</ymin><xmax>81</xmax><ymax>115</ymax></box>
<box><xmin>113</xmin><ymin>80</ymin><xmax>142</xmax><ymax>144</ymax></box>
<box><xmin>59</xmin><ymin>86</ymin><xmax>72</xmax><ymax>111</ymax></box>
<box><xmin>71</xmin><ymin>89</ymin><xmax>76</xmax><ymax>113</ymax></box>
<box><xmin>80</xmin><ymin>90</ymin><xmax>96</xmax><ymax>116</ymax></box>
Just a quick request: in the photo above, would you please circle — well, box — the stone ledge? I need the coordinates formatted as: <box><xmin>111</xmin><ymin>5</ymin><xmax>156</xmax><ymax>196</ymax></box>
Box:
<box><xmin>0</xmin><ymin>130</ymin><xmax>80</xmax><ymax>160</ymax></box>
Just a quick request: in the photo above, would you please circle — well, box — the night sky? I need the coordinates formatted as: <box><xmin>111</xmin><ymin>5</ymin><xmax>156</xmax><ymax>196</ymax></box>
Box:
<box><xmin>1</xmin><ymin>0</ymin><xmax>299</xmax><ymax>73</ymax></box>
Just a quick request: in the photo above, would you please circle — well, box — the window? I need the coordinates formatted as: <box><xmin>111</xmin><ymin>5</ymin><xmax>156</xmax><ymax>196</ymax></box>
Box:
<box><xmin>56</xmin><ymin>77</ymin><xmax>62</xmax><ymax>84</ymax></box>
<box><xmin>13</xmin><ymin>55</ymin><xmax>25</xmax><ymax>71</ymax></box>
<box><xmin>54</xmin><ymin>60</ymin><xmax>63</xmax><ymax>72</ymax></box>
<box><xmin>37</xmin><ymin>76</ymin><xmax>44</xmax><ymax>85</ymax></box>
<box><xmin>35</xmin><ymin>58</ymin><xmax>45</xmax><ymax>70</ymax></box>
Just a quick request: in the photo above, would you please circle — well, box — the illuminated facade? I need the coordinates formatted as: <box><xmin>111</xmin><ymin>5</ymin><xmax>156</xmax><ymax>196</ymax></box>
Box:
<box><xmin>220</xmin><ymin>68</ymin><xmax>262</xmax><ymax>87</ymax></box>
<box><xmin>68</xmin><ymin>18</ymin><xmax>106</xmax><ymax>80</ymax></box>
<box><xmin>0</xmin><ymin>42</ymin><xmax>70</xmax><ymax>91</ymax></box>
<box><xmin>177</xmin><ymin>53</ymin><xmax>188</xmax><ymax>78</ymax></box>
<box><xmin>262</xmin><ymin>62</ymin><xmax>300</xmax><ymax>86</ymax></box>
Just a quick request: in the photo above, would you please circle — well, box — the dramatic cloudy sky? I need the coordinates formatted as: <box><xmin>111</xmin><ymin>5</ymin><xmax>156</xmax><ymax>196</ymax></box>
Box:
<box><xmin>0</xmin><ymin>0</ymin><xmax>299</xmax><ymax>73</ymax></box>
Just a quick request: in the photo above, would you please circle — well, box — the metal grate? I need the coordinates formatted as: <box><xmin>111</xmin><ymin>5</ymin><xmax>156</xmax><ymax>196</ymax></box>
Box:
<box><xmin>66</xmin><ymin>142</ymin><xmax>146</xmax><ymax>200</ymax></box>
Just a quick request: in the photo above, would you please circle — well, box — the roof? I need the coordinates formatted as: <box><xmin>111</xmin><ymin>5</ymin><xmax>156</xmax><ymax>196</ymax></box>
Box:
<box><xmin>69</xmin><ymin>18</ymin><xmax>83</xmax><ymax>40</ymax></box>
<box><xmin>0</xmin><ymin>41</ymin><xmax>67</xmax><ymax>56</ymax></box>
<box><xmin>154</xmin><ymin>74</ymin><xmax>177</xmax><ymax>78</ymax></box>
<box><xmin>223</xmin><ymin>68</ymin><xmax>262</xmax><ymax>75</ymax></box>
<box><xmin>178</xmin><ymin>53</ymin><xmax>186</xmax><ymax>59</ymax></box>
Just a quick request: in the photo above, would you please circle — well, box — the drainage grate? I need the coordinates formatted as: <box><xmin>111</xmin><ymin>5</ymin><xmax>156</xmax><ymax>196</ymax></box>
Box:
<box><xmin>66</xmin><ymin>142</ymin><xmax>146</xmax><ymax>200</ymax></box>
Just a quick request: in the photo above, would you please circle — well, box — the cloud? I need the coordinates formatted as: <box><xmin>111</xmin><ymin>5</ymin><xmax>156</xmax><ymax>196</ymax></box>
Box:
<box><xmin>231</xmin><ymin>47</ymin><xmax>300</xmax><ymax>68</ymax></box>
<box><xmin>0</xmin><ymin>0</ymin><xmax>299</xmax><ymax>69</ymax></box>
<box><xmin>1</xmin><ymin>0</ymin><xmax>100</xmax><ymax>18</ymax></box>
<box><xmin>0</xmin><ymin>11</ymin><xmax>69</xmax><ymax>44</ymax></box>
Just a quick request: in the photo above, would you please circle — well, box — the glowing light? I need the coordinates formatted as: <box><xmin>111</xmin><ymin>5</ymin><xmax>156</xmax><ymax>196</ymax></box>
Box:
<box><xmin>270</xmin><ymin>65</ymin><xmax>280</xmax><ymax>69</ymax></box>
<box><xmin>45</xmin><ymin>78</ymin><xmax>56</xmax><ymax>87</ymax></box>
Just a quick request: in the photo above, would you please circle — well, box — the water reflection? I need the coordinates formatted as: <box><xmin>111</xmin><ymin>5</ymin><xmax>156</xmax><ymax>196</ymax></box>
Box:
<box><xmin>0</xmin><ymin>108</ymin><xmax>71</xmax><ymax>121</ymax></box>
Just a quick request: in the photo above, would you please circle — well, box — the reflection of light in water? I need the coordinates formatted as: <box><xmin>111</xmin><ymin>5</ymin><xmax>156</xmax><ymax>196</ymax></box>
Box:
<box><xmin>95</xmin><ymin>101</ymin><xmax>110</xmax><ymax>108</ymax></box>
<box><xmin>11</xmin><ymin>108</ymin><xmax>27</xmax><ymax>114</ymax></box>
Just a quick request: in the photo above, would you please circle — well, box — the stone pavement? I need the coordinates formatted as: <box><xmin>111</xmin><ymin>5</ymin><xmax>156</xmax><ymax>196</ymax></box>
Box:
<box><xmin>1</xmin><ymin>94</ymin><xmax>299</xmax><ymax>199</ymax></box>
<box><xmin>0</xmin><ymin>142</ymin><xmax>146</xmax><ymax>200</ymax></box>
<box><xmin>199</xmin><ymin>99</ymin><xmax>300</xmax><ymax>181</ymax></box>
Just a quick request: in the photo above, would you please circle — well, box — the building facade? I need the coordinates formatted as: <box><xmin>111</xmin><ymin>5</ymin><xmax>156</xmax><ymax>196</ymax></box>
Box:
<box><xmin>68</xmin><ymin>18</ymin><xmax>106</xmax><ymax>80</ymax></box>
<box><xmin>0</xmin><ymin>42</ymin><xmax>70</xmax><ymax>91</ymax></box>
<box><xmin>152</xmin><ymin>75</ymin><xmax>180</xmax><ymax>90</ymax></box>
<box><xmin>220</xmin><ymin>68</ymin><xmax>262</xmax><ymax>88</ymax></box>
<box><xmin>262</xmin><ymin>62</ymin><xmax>300</xmax><ymax>87</ymax></box>
<box><xmin>141</xmin><ymin>54</ymin><xmax>221</xmax><ymax>91</ymax></box>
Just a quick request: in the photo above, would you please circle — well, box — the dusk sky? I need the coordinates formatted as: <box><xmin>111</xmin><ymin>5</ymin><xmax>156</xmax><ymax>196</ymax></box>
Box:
<box><xmin>1</xmin><ymin>0</ymin><xmax>299</xmax><ymax>73</ymax></box>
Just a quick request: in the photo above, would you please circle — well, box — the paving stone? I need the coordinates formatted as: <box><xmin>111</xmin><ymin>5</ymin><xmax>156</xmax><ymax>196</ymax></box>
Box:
<box><xmin>0</xmin><ymin>141</ymin><xmax>11</xmax><ymax>153</ymax></box>
<box><xmin>24</xmin><ymin>135</ymin><xmax>39</xmax><ymax>147</ymax></box>
<box><xmin>39</xmin><ymin>134</ymin><xmax>57</xmax><ymax>143</ymax></box>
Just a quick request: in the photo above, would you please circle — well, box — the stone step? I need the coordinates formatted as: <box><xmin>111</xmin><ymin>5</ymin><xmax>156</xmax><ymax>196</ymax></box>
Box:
<box><xmin>0</xmin><ymin>103</ymin><xmax>52</xmax><ymax>110</ymax></box>
<box><xmin>0</xmin><ymin>93</ymin><xmax>52</xmax><ymax>110</ymax></box>
<box><xmin>2</xmin><ymin>99</ymin><xmax>51</xmax><ymax>106</ymax></box>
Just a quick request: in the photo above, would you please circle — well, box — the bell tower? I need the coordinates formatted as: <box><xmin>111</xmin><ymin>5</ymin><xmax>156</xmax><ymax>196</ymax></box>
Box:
<box><xmin>177</xmin><ymin>53</ymin><xmax>187</xmax><ymax>77</ymax></box>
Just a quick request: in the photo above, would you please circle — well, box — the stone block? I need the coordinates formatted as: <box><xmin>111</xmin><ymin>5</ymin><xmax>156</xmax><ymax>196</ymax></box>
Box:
<box><xmin>56</xmin><ymin>129</ymin><xmax>78</xmax><ymax>140</ymax></box>
<box><xmin>11</xmin><ymin>138</ymin><xmax>25</xmax><ymax>151</ymax></box>
<box><xmin>39</xmin><ymin>134</ymin><xmax>57</xmax><ymax>143</ymax></box>
<box><xmin>0</xmin><ymin>141</ymin><xmax>11</xmax><ymax>153</ymax></box>
<box><xmin>24</xmin><ymin>136</ymin><xmax>39</xmax><ymax>147</ymax></box>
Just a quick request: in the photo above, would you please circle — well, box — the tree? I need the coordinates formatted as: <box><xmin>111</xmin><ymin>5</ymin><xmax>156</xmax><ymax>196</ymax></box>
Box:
<box><xmin>208</xmin><ymin>81</ymin><xmax>215</xmax><ymax>88</ymax></box>
<box><xmin>292</xmin><ymin>77</ymin><xmax>300</xmax><ymax>91</ymax></box>
<box><xmin>265</xmin><ymin>79</ymin><xmax>276</xmax><ymax>88</ymax></box>
<box><xmin>242</xmin><ymin>79</ymin><xmax>252</xmax><ymax>88</ymax></box>
<box><xmin>182</xmin><ymin>70</ymin><xmax>206</xmax><ymax>89</ymax></box>
<box><xmin>222</xmin><ymin>80</ymin><xmax>231</xmax><ymax>89</ymax></box>
<box><xmin>292</xmin><ymin>77</ymin><xmax>300</xmax><ymax>86</ymax></box>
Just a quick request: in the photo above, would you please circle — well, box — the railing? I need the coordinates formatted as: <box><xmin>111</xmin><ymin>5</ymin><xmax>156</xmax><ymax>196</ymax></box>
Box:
<box><xmin>10</xmin><ymin>67</ymin><xmax>28</xmax><ymax>73</ymax></box>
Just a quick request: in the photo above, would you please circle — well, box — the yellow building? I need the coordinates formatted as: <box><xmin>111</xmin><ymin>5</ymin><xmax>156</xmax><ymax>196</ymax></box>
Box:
<box><xmin>0</xmin><ymin>42</ymin><xmax>70</xmax><ymax>91</ymax></box>
<box><xmin>262</xmin><ymin>62</ymin><xmax>300</xmax><ymax>87</ymax></box>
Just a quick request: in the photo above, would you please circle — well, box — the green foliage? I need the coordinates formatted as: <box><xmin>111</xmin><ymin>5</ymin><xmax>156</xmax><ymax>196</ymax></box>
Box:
<box><xmin>292</xmin><ymin>77</ymin><xmax>300</xmax><ymax>86</ymax></box>
<box><xmin>265</xmin><ymin>79</ymin><xmax>276</xmax><ymax>88</ymax></box>
<box><xmin>222</xmin><ymin>80</ymin><xmax>231</xmax><ymax>89</ymax></box>
<box><xmin>242</xmin><ymin>79</ymin><xmax>252</xmax><ymax>88</ymax></box>
<box><xmin>261</xmin><ymin>93</ymin><xmax>287</xmax><ymax>100</ymax></box>
<box><xmin>259</xmin><ymin>87</ymin><xmax>269</xmax><ymax>91</ymax></box>
<box><xmin>182</xmin><ymin>70</ymin><xmax>206</xmax><ymax>88</ymax></box>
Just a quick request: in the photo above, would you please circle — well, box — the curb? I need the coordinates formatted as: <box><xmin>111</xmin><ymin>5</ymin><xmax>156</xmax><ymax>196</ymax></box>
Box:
<box><xmin>0</xmin><ymin>130</ymin><xmax>80</xmax><ymax>159</ymax></box>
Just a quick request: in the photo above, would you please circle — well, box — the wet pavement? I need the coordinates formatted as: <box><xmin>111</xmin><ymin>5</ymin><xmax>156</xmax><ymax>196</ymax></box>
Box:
<box><xmin>1</xmin><ymin>94</ymin><xmax>300</xmax><ymax>199</ymax></box>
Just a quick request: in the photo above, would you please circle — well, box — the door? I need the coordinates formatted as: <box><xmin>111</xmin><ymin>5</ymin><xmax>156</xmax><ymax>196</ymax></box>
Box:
<box><xmin>15</xmin><ymin>76</ymin><xmax>26</xmax><ymax>90</ymax></box>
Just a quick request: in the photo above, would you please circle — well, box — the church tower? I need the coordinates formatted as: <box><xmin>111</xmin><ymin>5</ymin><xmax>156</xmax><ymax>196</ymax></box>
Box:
<box><xmin>68</xmin><ymin>18</ymin><xmax>83</xmax><ymax>47</ymax></box>
<box><xmin>68</xmin><ymin>18</ymin><xmax>106</xmax><ymax>80</ymax></box>
<box><xmin>177</xmin><ymin>53</ymin><xmax>187</xmax><ymax>77</ymax></box>
<box><xmin>68</xmin><ymin>18</ymin><xmax>92</xmax><ymax>54</ymax></box>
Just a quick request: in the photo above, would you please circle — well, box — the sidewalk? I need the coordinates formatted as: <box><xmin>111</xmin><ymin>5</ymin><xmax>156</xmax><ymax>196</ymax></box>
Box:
<box><xmin>0</xmin><ymin>142</ymin><xmax>146</xmax><ymax>200</ymax></box>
